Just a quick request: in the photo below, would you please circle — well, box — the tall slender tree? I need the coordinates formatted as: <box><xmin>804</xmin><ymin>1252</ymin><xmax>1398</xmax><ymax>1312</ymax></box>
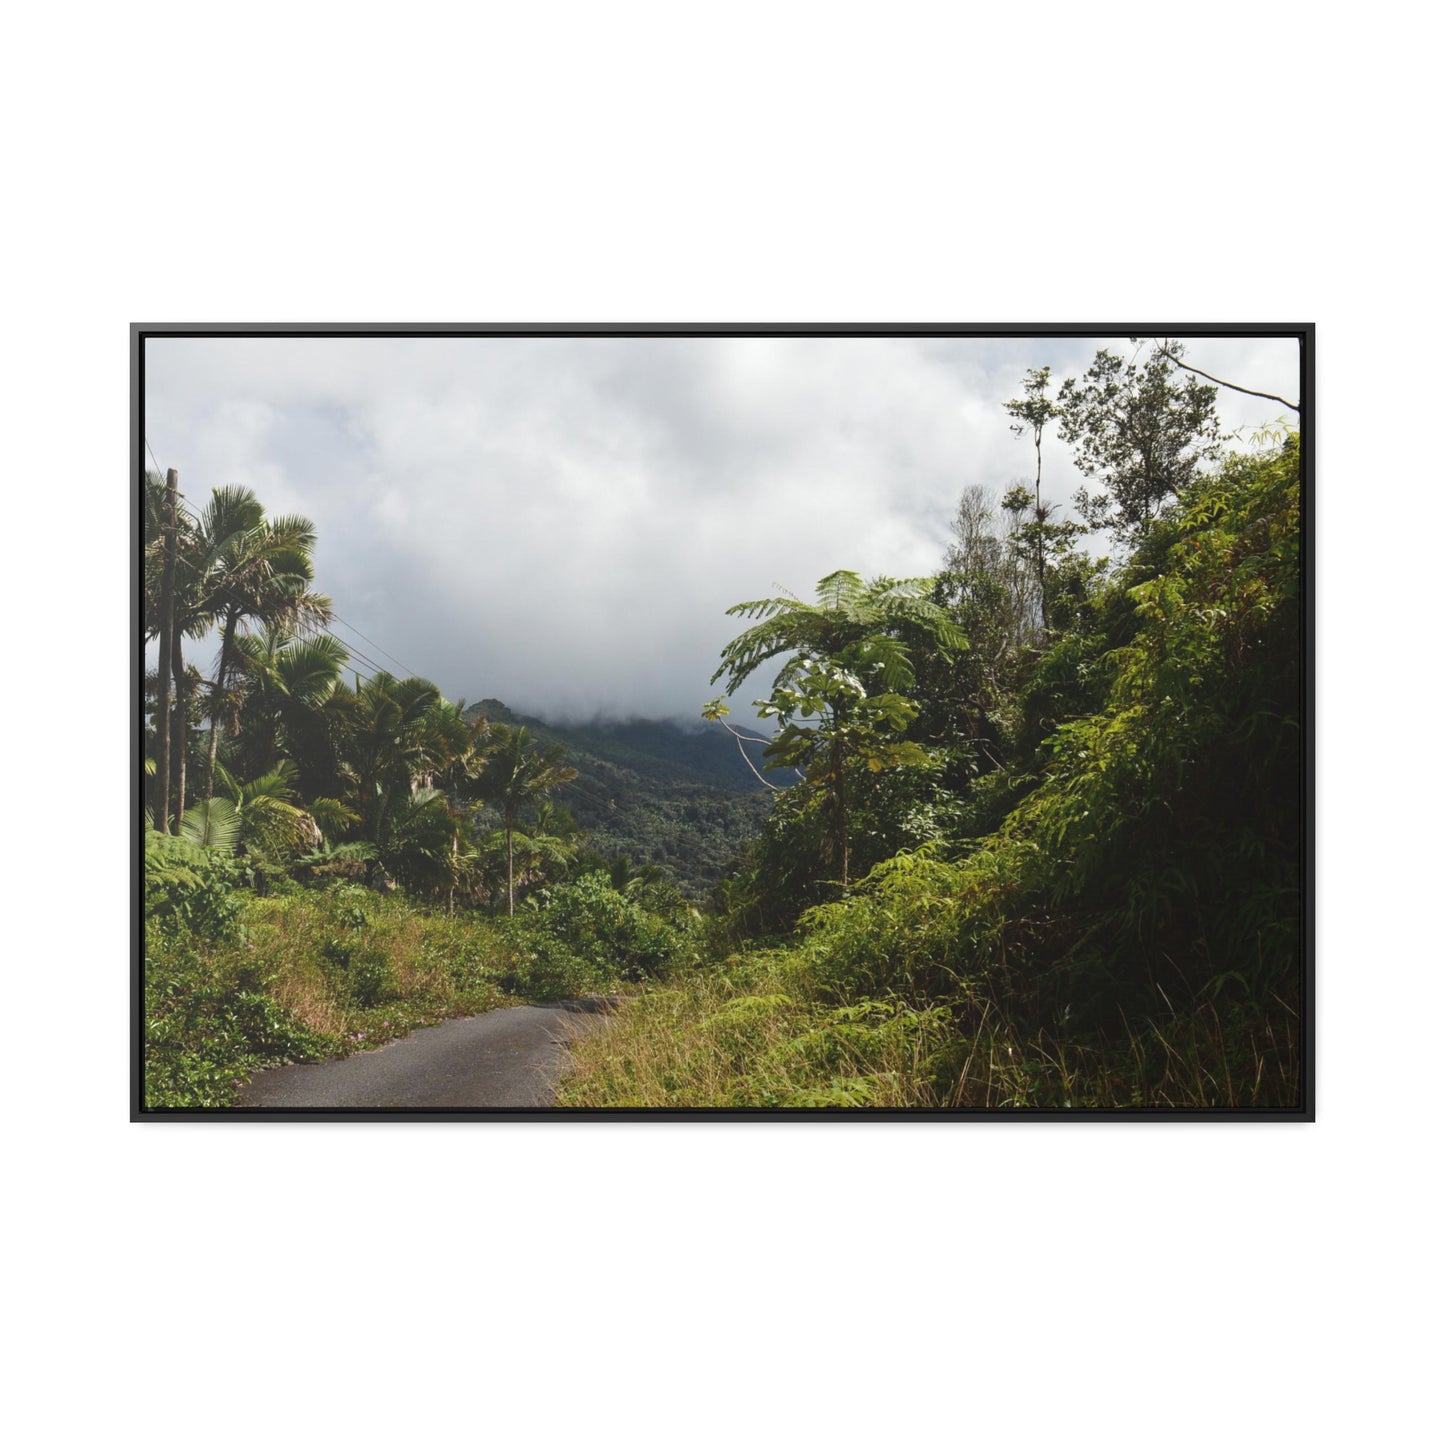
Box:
<box><xmin>1004</xmin><ymin>367</ymin><xmax>1061</xmax><ymax>631</ymax></box>
<box><xmin>475</xmin><ymin>725</ymin><xmax>577</xmax><ymax>915</ymax></box>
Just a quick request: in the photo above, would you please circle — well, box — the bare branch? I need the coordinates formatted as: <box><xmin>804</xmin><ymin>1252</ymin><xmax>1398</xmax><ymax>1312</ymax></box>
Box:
<box><xmin>1151</xmin><ymin>339</ymin><xmax>1299</xmax><ymax>414</ymax></box>
<box><xmin>715</xmin><ymin>717</ymin><xmax>784</xmax><ymax>790</ymax></box>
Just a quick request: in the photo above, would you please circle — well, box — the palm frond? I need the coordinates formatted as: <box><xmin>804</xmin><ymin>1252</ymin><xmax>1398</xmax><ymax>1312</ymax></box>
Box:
<box><xmin>235</xmin><ymin>761</ymin><xmax>300</xmax><ymax>805</ymax></box>
<box><xmin>307</xmin><ymin>796</ymin><xmax>362</xmax><ymax>843</ymax></box>
<box><xmin>273</xmin><ymin>634</ymin><xmax>348</xmax><ymax>702</ymax></box>
<box><xmin>179</xmin><ymin>798</ymin><xmax>242</xmax><ymax>851</ymax></box>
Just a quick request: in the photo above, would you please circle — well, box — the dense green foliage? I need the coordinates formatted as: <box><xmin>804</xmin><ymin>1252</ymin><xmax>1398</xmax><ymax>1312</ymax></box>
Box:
<box><xmin>144</xmin><ymin>832</ymin><xmax>249</xmax><ymax>942</ymax></box>
<box><xmin>539</xmin><ymin>871</ymin><xmax>683</xmax><ymax>982</ymax></box>
<box><xmin>565</xmin><ymin>346</ymin><xmax>1303</xmax><ymax>1111</ymax></box>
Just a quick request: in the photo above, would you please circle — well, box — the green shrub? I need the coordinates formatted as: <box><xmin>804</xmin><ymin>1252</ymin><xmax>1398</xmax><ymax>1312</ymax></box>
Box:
<box><xmin>797</xmin><ymin>843</ymin><xmax>983</xmax><ymax>1005</ymax></box>
<box><xmin>144</xmin><ymin>832</ymin><xmax>248</xmax><ymax>942</ymax></box>
<box><xmin>143</xmin><ymin>924</ymin><xmax>324</xmax><ymax>1108</ymax></box>
<box><xmin>494</xmin><ymin>921</ymin><xmax>602</xmax><ymax>1000</ymax></box>
<box><xmin>320</xmin><ymin>931</ymin><xmax>399</xmax><ymax>1006</ymax></box>
<box><xmin>540</xmin><ymin>871</ymin><xmax>681</xmax><ymax>982</ymax></box>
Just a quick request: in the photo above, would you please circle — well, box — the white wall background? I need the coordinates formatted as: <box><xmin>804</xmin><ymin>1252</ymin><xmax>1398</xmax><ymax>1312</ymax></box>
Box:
<box><xmin>4</xmin><ymin>3</ymin><xmax>1436</xmax><ymax>1442</ymax></box>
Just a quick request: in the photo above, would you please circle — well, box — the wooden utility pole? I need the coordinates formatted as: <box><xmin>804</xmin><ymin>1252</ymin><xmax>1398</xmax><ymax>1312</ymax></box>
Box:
<box><xmin>171</xmin><ymin>623</ymin><xmax>187</xmax><ymax>831</ymax></box>
<box><xmin>155</xmin><ymin>468</ymin><xmax>179</xmax><ymax>833</ymax></box>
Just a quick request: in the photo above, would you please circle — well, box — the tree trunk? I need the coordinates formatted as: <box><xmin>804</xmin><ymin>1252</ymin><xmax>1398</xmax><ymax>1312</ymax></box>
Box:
<box><xmin>204</xmin><ymin>609</ymin><xmax>240</xmax><ymax>806</ymax></box>
<box><xmin>155</xmin><ymin>470</ymin><xmax>179</xmax><ymax>832</ymax></box>
<box><xmin>506</xmin><ymin>820</ymin><xmax>515</xmax><ymax>916</ymax></box>
<box><xmin>204</xmin><ymin>701</ymin><xmax>222</xmax><ymax>808</ymax></box>
<box><xmin>830</xmin><ymin>732</ymin><xmax>850</xmax><ymax>892</ymax></box>
<box><xmin>1034</xmin><ymin>438</ymin><xmax>1049</xmax><ymax>633</ymax></box>
<box><xmin>171</xmin><ymin>627</ymin><xmax>187</xmax><ymax>830</ymax></box>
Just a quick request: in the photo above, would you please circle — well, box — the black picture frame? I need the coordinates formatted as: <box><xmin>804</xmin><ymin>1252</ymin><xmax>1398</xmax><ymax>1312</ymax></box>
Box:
<box><xmin>133</xmin><ymin>322</ymin><xmax>1312</xmax><ymax>1122</ymax></box>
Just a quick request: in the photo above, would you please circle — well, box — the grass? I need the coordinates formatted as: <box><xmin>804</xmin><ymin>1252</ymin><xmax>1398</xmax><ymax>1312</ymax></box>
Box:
<box><xmin>558</xmin><ymin>948</ymin><xmax>953</xmax><ymax>1108</ymax></box>
<box><xmin>556</xmin><ymin>943</ymin><xmax>1301</xmax><ymax>1111</ymax></box>
<box><xmin>143</xmin><ymin>878</ymin><xmax>1301</xmax><ymax>1114</ymax></box>
<box><xmin>933</xmin><ymin>993</ymin><xmax>1300</xmax><ymax>1109</ymax></box>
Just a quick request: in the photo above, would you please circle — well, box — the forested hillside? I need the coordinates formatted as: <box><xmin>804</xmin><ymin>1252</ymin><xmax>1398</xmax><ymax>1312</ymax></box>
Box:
<box><xmin>142</xmin><ymin>337</ymin><xmax>1304</xmax><ymax>1112</ymax></box>
<box><xmin>463</xmin><ymin>700</ymin><xmax>773</xmax><ymax>895</ymax></box>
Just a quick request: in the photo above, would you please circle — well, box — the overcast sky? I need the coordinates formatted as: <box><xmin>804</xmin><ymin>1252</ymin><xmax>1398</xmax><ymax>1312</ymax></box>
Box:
<box><xmin>144</xmin><ymin>332</ymin><xmax>1301</xmax><ymax>724</ymax></box>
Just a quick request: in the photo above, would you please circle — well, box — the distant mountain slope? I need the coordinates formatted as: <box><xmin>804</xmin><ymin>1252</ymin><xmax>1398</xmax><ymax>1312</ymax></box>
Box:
<box><xmin>463</xmin><ymin>700</ymin><xmax>778</xmax><ymax>896</ymax></box>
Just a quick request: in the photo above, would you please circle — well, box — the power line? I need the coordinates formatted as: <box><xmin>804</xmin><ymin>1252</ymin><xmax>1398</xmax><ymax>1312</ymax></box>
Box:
<box><xmin>152</xmin><ymin>570</ymin><xmax>383</xmax><ymax>689</ymax></box>
<box><xmin>557</xmin><ymin>774</ymin><xmax>611</xmax><ymax>802</ymax></box>
<box><xmin>161</xmin><ymin>495</ymin><xmax>402</xmax><ymax>684</ymax></box>
<box><xmin>328</xmin><ymin>613</ymin><xmax>422</xmax><ymax>678</ymax></box>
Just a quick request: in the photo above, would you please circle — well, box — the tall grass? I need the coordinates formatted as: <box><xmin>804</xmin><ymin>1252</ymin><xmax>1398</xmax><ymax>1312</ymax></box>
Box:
<box><xmin>559</xmin><ymin>951</ymin><xmax>1299</xmax><ymax>1110</ymax></box>
<box><xmin>558</xmin><ymin>949</ymin><xmax>952</xmax><ymax>1109</ymax></box>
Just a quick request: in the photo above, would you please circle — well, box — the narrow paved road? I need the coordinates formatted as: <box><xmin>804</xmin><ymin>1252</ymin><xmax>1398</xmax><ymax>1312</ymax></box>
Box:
<box><xmin>237</xmin><ymin>999</ymin><xmax>612</xmax><ymax>1110</ymax></box>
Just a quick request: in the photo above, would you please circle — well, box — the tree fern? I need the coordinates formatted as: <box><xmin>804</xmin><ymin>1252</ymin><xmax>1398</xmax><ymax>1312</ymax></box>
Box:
<box><xmin>713</xmin><ymin>569</ymin><xmax>967</xmax><ymax>697</ymax></box>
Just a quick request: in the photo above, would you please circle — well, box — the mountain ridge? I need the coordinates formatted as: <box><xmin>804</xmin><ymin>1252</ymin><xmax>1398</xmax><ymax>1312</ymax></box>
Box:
<box><xmin>462</xmin><ymin>698</ymin><xmax>778</xmax><ymax>895</ymax></box>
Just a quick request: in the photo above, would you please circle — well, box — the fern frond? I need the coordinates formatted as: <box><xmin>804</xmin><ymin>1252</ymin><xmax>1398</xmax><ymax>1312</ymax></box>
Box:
<box><xmin>815</xmin><ymin>569</ymin><xmax>865</xmax><ymax>610</ymax></box>
<box><xmin>849</xmin><ymin>634</ymin><xmax>916</xmax><ymax>691</ymax></box>
<box><xmin>723</xmin><ymin>595</ymin><xmax>796</xmax><ymax>621</ymax></box>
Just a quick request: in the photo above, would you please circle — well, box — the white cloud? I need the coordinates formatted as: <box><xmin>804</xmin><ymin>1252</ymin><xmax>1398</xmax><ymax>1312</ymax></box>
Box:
<box><xmin>145</xmin><ymin>332</ymin><xmax>1302</xmax><ymax>721</ymax></box>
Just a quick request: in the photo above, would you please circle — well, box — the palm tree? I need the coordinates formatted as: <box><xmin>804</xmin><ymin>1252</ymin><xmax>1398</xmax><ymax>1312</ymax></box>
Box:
<box><xmin>333</xmin><ymin>674</ymin><xmax>487</xmax><ymax>852</ymax></box>
<box><xmin>381</xmin><ymin>787</ymin><xmax>472</xmax><ymax>899</ymax></box>
<box><xmin>192</xmin><ymin>487</ymin><xmax>332</xmax><ymax>807</ymax></box>
<box><xmin>475</xmin><ymin>725</ymin><xmax>578</xmax><ymax>915</ymax></box>
<box><xmin>335</xmin><ymin>672</ymin><xmax>442</xmax><ymax>841</ymax></box>
<box><xmin>144</xmin><ymin>472</ymin><xmax>212</xmax><ymax>829</ymax></box>
<box><xmin>178</xmin><ymin>760</ymin><xmax>317</xmax><ymax>857</ymax></box>
<box><xmin>231</xmin><ymin>624</ymin><xmax>349</xmax><ymax>782</ymax></box>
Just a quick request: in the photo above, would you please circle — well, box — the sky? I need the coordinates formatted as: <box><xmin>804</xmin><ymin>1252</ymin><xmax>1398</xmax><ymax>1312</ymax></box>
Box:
<box><xmin>144</xmin><ymin>331</ymin><xmax>1302</xmax><ymax>724</ymax></box>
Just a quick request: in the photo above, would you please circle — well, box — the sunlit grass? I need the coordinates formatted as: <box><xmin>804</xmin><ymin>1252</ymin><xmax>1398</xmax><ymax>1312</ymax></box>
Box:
<box><xmin>558</xmin><ymin>948</ymin><xmax>1301</xmax><ymax>1111</ymax></box>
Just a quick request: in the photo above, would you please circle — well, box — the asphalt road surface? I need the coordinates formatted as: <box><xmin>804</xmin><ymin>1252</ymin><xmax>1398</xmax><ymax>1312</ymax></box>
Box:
<box><xmin>237</xmin><ymin>999</ymin><xmax>612</xmax><ymax>1110</ymax></box>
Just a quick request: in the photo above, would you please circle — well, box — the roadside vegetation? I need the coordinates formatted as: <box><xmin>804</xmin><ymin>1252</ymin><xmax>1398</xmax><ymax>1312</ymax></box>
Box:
<box><xmin>563</xmin><ymin>343</ymin><xmax>1303</xmax><ymax>1110</ymax></box>
<box><xmin>141</xmin><ymin>476</ymin><xmax>699</xmax><ymax>1106</ymax></box>
<box><xmin>143</xmin><ymin>838</ymin><xmax>694</xmax><ymax>1107</ymax></box>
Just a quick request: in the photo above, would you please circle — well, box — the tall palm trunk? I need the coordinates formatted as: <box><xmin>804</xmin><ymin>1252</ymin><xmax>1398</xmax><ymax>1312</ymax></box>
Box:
<box><xmin>506</xmin><ymin>815</ymin><xmax>516</xmax><ymax>916</ymax></box>
<box><xmin>204</xmin><ymin>608</ymin><xmax>240</xmax><ymax>806</ymax></box>
<box><xmin>171</xmin><ymin>627</ymin><xmax>188</xmax><ymax>829</ymax></box>
<box><xmin>1033</xmin><ymin>435</ymin><xmax>1049</xmax><ymax>633</ymax></box>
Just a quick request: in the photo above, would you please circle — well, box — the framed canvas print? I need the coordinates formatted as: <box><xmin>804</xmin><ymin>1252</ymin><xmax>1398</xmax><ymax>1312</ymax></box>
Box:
<box><xmin>134</xmin><ymin>324</ymin><xmax>1311</xmax><ymax>1120</ymax></box>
